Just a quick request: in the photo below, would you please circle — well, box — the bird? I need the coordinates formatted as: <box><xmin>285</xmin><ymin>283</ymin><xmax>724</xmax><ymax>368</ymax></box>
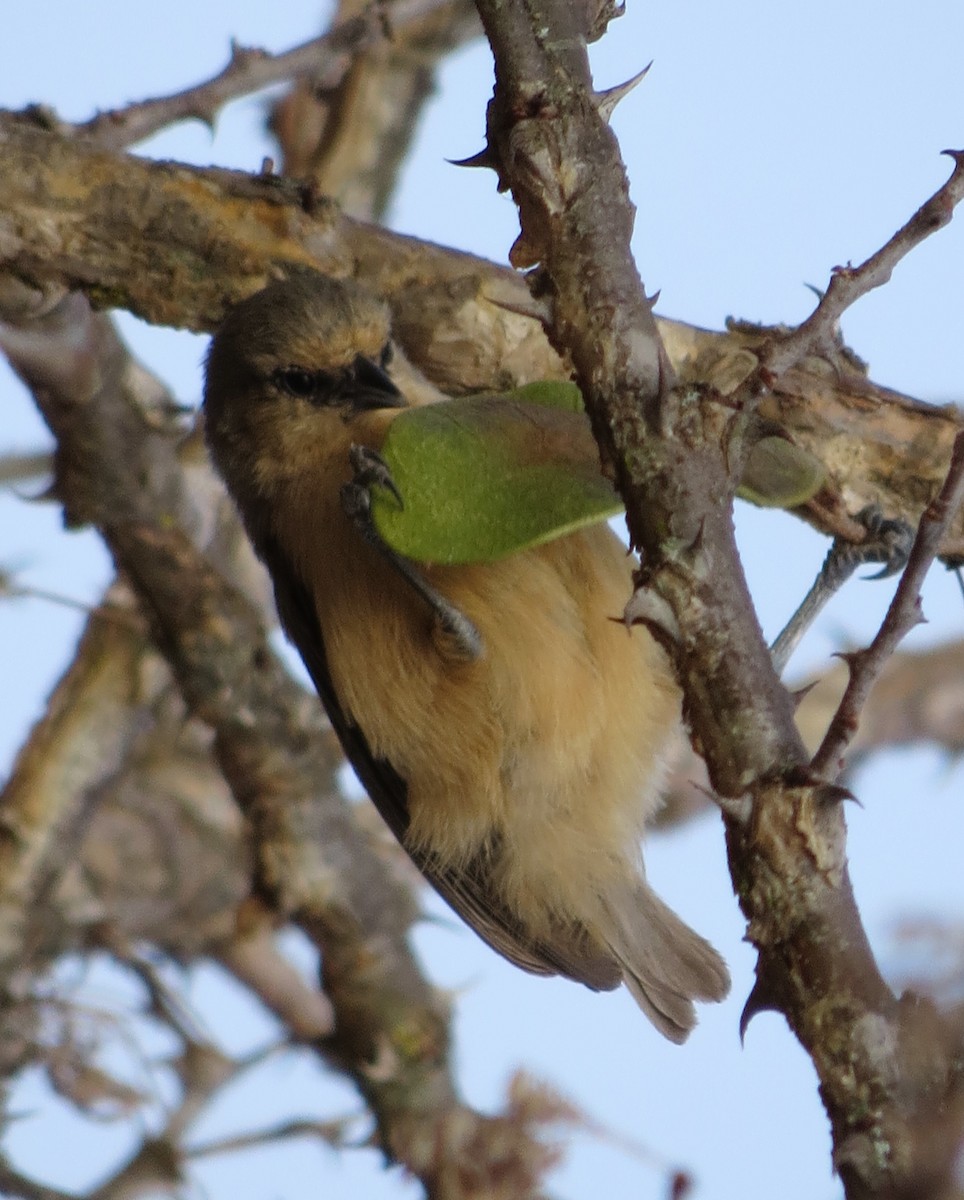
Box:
<box><xmin>203</xmin><ymin>269</ymin><xmax>730</xmax><ymax>1042</ymax></box>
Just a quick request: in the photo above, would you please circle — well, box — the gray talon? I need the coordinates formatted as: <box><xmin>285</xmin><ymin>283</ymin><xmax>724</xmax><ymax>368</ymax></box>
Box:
<box><xmin>341</xmin><ymin>443</ymin><xmax>483</xmax><ymax>662</ymax></box>
<box><xmin>849</xmin><ymin>505</ymin><xmax>913</xmax><ymax>580</ymax></box>
<box><xmin>348</xmin><ymin>444</ymin><xmax>404</xmax><ymax>508</ymax></box>
<box><xmin>770</xmin><ymin>505</ymin><xmax>912</xmax><ymax>676</ymax></box>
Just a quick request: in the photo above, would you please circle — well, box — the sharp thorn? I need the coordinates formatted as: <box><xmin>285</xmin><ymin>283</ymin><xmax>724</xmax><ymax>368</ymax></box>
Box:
<box><xmin>592</xmin><ymin>62</ymin><xmax>652</xmax><ymax>123</ymax></box>
<box><xmin>480</xmin><ymin>277</ymin><xmax>552</xmax><ymax>325</ymax></box>
<box><xmin>789</xmin><ymin>680</ymin><xmax>818</xmax><ymax>710</ymax></box>
<box><xmin>739</xmin><ymin>975</ymin><xmax>783</xmax><ymax>1044</ymax></box>
<box><xmin>447</xmin><ymin>148</ymin><xmax>496</xmax><ymax>170</ymax></box>
<box><xmin>831</xmin><ymin>648</ymin><xmax>864</xmax><ymax>677</ymax></box>
<box><xmin>816</xmin><ymin>782</ymin><xmax>858</xmax><ymax>807</ymax></box>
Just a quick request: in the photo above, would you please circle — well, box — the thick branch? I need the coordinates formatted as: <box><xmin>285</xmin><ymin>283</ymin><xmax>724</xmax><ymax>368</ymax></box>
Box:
<box><xmin>0</xmin><ymin>114</ymin><xmax>961</xmax><ymax>553</ymax></box>
<box><xmin>269</xmin><ymin>0</ymin><xmax>480</xmax><ymax>222</ymax></box>
<box><xmin>475</xmin><ymin>0</ymin><xmax>800</xmax><ymax>784</ymax></box>
<box><xmin>472</xmin><ymin>1</ymin><xmax>963</xmax><ymax>1196</ymax></box>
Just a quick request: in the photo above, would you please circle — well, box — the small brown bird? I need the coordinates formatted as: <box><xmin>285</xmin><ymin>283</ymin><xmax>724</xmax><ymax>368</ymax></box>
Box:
<box><xmin>203</xmin><ymin>271</ymin><xmax>729</xmax><ymax>1041</ymax></box>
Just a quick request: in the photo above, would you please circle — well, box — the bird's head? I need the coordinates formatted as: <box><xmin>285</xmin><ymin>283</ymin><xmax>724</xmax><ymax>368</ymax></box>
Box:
<box><xmin>203</xmin><ymin>271</ymin><xmax>405</xmax><ymax>504</ymax></box>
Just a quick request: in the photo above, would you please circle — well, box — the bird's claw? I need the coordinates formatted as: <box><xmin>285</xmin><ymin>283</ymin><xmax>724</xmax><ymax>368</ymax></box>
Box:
<box><xmin>821</xmin><ymin>505</ymin><xmax>913</xmax><ymax>588</ymax></box>
<box><xmin>770</xmin><ymin>505</ymin><xmax>912</xmax><ymax>676</ymax></box>
<box><xmin>854</xmin><ymin>505</ymin><xmax>913</xmax><ymax>580</ymax></box>
<box><xmin>348</xmin><ymin>444</ymin><xmax>404</xmax><ymax>508</ymax></box>
<box><xmin>341</xmin><ymin>444</ymin><xmax>483</xmax><ymax>664</ymax></box>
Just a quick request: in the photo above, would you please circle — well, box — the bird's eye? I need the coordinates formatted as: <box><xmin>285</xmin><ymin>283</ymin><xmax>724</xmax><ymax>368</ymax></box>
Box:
<box><xmin>272</xmin><ymin>367</ymin><xmax>319</xmax><ymax>398</ymax></box>
<box><xmin>379</xmin><ymin>343</ymin><xmax>393</xmax><ymax>369</ymax></box>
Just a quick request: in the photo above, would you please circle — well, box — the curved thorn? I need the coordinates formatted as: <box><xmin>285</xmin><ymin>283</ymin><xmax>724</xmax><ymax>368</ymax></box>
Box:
<box><xmin>593</xmin><ymin>62</ymin><xmax>652</xmax><ymax>123</ymax></box>
<box><xmin>447</xmin><ymin>148</ymin><xmax>496</xmax><ymax>170</ymax></box>
<box><xmin>816</xmin><ymin>782</ymin><xmax>859</xmax><ymax>807</ymax></box>
<box><xmin>739</xmin><ymin>975</ymin><xmax>782</xmax><ymax>1044</ymax></box>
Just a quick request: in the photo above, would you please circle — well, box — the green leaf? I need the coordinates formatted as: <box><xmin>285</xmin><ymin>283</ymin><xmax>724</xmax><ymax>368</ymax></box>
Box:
<box><xmin>737</xmin><ymin>436</ymin><xmax>827</xmax><ymax>509</ymax></box>
<box><xmin>369</xmin><ymin>384</ymin><xmax>826</xmax><ymax>565</ymax></box>
<box><xmin>370</xmin><ymin>386</ymin><xmax>621</xmax><ymax>564</ymax></box>
<box><xmin>500</xmin><ymin>379</ymin><xmax>585</xmax><ymax>412</ymax></box>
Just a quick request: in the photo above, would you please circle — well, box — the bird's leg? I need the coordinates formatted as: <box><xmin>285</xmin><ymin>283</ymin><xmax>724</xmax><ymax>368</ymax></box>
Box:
<box><xmin>341</xmin><ymin>445</ymin><xmax>484</xmax><ymax>662</ymax></box>
<box><xmin>769</xmin><ymin>506</ymin><xmax>914</xmax><ymax>676</ymax></box>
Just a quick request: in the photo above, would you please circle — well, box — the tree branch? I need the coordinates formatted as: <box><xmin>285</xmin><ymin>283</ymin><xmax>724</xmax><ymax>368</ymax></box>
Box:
<box><xmin>1</xmin><ymin>114</ymin><xmax>961</xmax><ymax>553</ymax></box>
<box><xmin>813</xmin><ymin>430</ymin><xmax>964</xmax><ymax>778</ymax></box>
<box><xmin>759</xmin><ymin>152</ymin><xmax>964</xmax><ymax>378</ymax></box>
<box><xmin>73</xmin><ymin>0</ymin><xmax>473</xmax><ymax>152</ymax></box>
<box><xmin>268</xmin><ymin>0</ymin><xmax>480</xmax><ymax>223</ymax></box>
<box><xmin>1</xmin><ymin>6</ymin><xmax>963</xmax><ymax>1193</ymax></box>
<box><xmin>471</xmin><ymin>2</ymin><xmax>964</xmax><ymax>1196</ymax></box>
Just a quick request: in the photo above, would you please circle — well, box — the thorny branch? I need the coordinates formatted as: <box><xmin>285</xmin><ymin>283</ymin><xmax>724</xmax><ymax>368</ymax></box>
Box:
<box><xmin>0</xmin><ymin>6</ymin><xmax>573</xmax><ymax>1195</ymax></box>
<box><xmin>0</xmin><ymin>115</ymin><xmax>961</xmax><ymax>554</ymax></box>
<box><xmin>813</xmin><ymin>430</ymin><xmax>964</xmax><ymax>779</ymax></box>
<box><xmin>74</xmin><ymin>0</ymin><xmax>476</xmax><ymax>152</ymax></box>
<box><xmin>471</xmin><ymin>1</ymin><xmax>964</xmax><ymax>1197</ymax></box>
<box><xmin>659</xmin><ymin>635</ymin><xmax>964</xmax><ymax>826</ymax></box>
<box><xmin>757</xmin><ymin>152</ymin><xmax>964</xmax><ymax>379</ymax></box>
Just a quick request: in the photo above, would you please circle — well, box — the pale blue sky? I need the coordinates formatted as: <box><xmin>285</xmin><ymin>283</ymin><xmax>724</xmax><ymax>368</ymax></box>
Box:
<box><xmin>2</xmin><ymin>4</ymin><xmax>963</xmax><ymax>1199</ymax></box>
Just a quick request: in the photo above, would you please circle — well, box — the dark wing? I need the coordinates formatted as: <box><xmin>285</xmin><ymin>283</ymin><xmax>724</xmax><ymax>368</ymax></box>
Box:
<box><xmin>260</xmin><ymin>534</ymin><xmax>620</xmax><ymax>992</ymax></box>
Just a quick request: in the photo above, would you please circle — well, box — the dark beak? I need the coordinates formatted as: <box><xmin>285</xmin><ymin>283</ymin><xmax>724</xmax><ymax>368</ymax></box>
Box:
<box><xmin>352</xmin><ymin>355</ymin><xmax>406</xmax><ymax>409</ymax></box>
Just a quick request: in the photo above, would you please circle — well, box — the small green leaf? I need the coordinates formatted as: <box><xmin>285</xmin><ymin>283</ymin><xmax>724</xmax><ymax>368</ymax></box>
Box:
<box><xmin>370</xmin><ymin>389</ymin><xmax>620</xmax><ymax>564</ymax></box>
<box><xmin>501</xmin><ymin>380</ymin><xmax>585</xmax><ymax>412</ymax></box>
<box><xmin>737</xmin><ymin>436</ymin><xmax>826</xmax><ymax>509</ymax></box>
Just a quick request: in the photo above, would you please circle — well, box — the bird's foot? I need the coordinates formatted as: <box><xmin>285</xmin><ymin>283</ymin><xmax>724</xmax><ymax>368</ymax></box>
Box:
<box><xmin>770</xmin><ymin>505</ymin><xmax>913</xmax><ymax>676</ymax></box>
<box><xmin>345</xmin><ymin>445</ymin><xmax>404</xmax><ymax>509</ymax></box>
<box><xmin>821</xmin><ymin>505</ymin><xmax>913</xmax><ymax>587</ymax></box>
<box><xmin>341</xmin><ymin>444</ymin><xmax>484</xmax><ymax>663</ymax></box>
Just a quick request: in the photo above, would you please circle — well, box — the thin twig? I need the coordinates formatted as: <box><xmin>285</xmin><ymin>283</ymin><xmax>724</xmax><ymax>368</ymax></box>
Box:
<box><xmin>118</xmin><ymin>948</ymin><xmax>210</xmax><ymax>1046</ymax></box>
<box><xmin>0</xmin><ymin>450</ymin><xmax>51</xmax><ymax>485</ymax></box>
<box><xmin>760</xmin><ymin>151</ymin><xmax>964</xmax><ymax>378</ymax></box>
<box><xmin>812</xmin><ymin>430</ymin><xmax>964</xmax><ymax>779</ymax></box>
<box><xmin>186</xmin><ymin>1118</ymin><xmax>352</xmax><ymax>1160</ymax></box>
<box><xmin>77</xmin><ymin>0</ymin><xmax>461</xmax><ymax>151</ymax></box>
<box><xmin>0</xmin><ymin>576</ymin><xmax>142</xmax><ymax>628</ymax></box>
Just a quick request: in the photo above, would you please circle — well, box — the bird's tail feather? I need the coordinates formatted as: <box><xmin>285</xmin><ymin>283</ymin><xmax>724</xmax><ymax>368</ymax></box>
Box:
<box><xmin>601</xmin><ymin>883</ymin><xmax>730</xmax><ymax>1043</ymax></box>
